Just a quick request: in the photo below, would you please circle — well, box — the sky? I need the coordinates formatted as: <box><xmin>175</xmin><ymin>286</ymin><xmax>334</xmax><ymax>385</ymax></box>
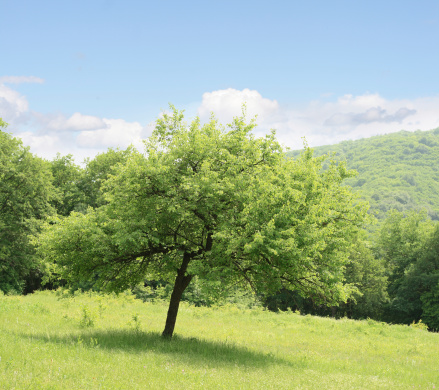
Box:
<box><xmin>1</xmin><ymin>0</ymin><xmax>439</xmax><ymax>162</ymax></box>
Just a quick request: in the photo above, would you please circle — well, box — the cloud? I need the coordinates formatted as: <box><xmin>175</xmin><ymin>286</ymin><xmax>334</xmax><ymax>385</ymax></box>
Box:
<box><xmin>18</xmin><ymin>130</ymin><xmax>101</xmax><ymax>163</ymax></box>
<box><xmin>19</xmin><ymin>131</ymin><xmax>62</xmax><ymax>151</ymax></box>
<box><xmin>195</xmin><ymin>88</ymin><xmax>439</xmax><ymax>150</ymax></box>
<box><xmin>0</xmin><ymin>83</ymin><xmax>30</xmax><ymax>124</ymax></box>
<box><xmin>0</xmin><ymin>76</ymin><xmax>147</xmax><ymax>160</ymax></box>
<box><xmin>198</xmin><ymin>88</ymin><xmax>280</xmax><ymax>124</ymax></box>
<box><xmin>0</xmin><ymin>76</ymin><xmax>44</xmax><ymax>84</ymax></box>
<box><xmin>337</xmin><ymin>93</ymin><xmax>386</xmax><ymax>108</ymax></box>
<box><xmin>324</xmin><ymin>106</ymin><xmax>417</xmax><ymax>126</ymax></box>
<box><xmin>2</xmin><ymin>78</ymin><xmax>439</xmax><ymax>161</ymax></box>
<box><xmin>39</xmin><ymin>112</ymin><xmax>108</xmax><ymax>132</ymax></box>
<box><xmin>76</xmin><ymin>119</ymin><xmax>144</xmax><ymax>149</ymax></box>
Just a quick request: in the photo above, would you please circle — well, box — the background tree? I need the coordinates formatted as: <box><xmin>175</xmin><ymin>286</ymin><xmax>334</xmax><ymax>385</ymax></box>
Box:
<box><xmin>376</xmin><ymin>210</ymin><xmax>436</xmax><ymax>324</ymax></box>
<box><xmin>50</xmin><ymin>154</ymin><xmax>86</xmax><ymax>216</ymax></box>
<box><xmin>340</xmin><ymin>236</ymin><xmax>388</xmax><ymax>319</ymax></box>
<box><xmin>37</xmin><ymin>108</ymin><xmax>368</xmax><ymax>338</ymax></box>
<box><xmin>49</xmin><ymin>148</ymin><xmax>134</xmax><ymax>217</ymax></box>
<box><xmin>80</xmin><ymin>147</ymin><xmax>134</xmax><ymax>209</ymax></box>
<box><xmin>403</xmin><ymin>223</ymin><xmax>439</xmax><ymax>330</ymax></box>
<box><xmin>0</xmin><ymin>119</ymin><xmax>55</xmax><ymax>294</ymax></box>
<box><xmin>264</xmin><ymin>236</ymin><xmax>389</xmax><ymax>320</ymax></box>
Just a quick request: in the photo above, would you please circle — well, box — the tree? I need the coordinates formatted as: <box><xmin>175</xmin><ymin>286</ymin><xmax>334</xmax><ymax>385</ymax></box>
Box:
<box><xmin>37</xmin><ymin>108</ymin><xmax>368</xmax><ymax>337</ymax></box>
<box><xmin>50</xmin><ymin>154</ymin><xmax>86</xmax><ymax>216</ymax></box>
<box><xmin>341</xmin><ymin>236</ymin><xmax>388</xmax><ymax>319</ymax></box>
<box><xmin>80</xmin><ymin>147</ymin><xmax>134</xmax><ymax>209</ymax></box>
<box><xmin>49</xmin><ymin>148</ymin><xmax>135</xmax><ymax>218</ymax></box>
<box><xmin>407</xmin><ymin>223</ymin><xmax>439</xmax><ymax>330</ymax></box>
<box><xmin>0</xmin><ymin>119</ymin><xmax>55</xmax><ymax>294</ymax></box>
<box><xmin>263</xmin><ymin>236</ymin><xmax>389</xmax><ymax>320</ymax></box>
<box><xmin>376</xmin><ymin>210</ymin><xmax>436</xmax><ymax>324</ymax></box>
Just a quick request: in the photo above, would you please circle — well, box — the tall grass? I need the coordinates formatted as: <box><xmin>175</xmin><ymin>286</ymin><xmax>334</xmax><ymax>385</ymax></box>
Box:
<box><xmin>0</xmin><ymin>290</ymin><xmax>437</xmax><ymax>389</ymax></box>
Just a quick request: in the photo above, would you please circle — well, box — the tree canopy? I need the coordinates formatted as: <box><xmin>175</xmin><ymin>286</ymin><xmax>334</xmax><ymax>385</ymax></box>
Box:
<box><xmin>376</xmin><ymin>210</ymin><xmax>439</xmax><ymax>329</ymax></box>
<box><xmin>49</xmin><ymin>154</ymin><xmax>86</xmax><ymax>217</ymax></box>
<box><xmin>48</xmin><ymin>147</ymin><xmax>134</xmax><ymax>216</ymax></box>
<box><xmin>0</xmin><ymin>119</ymin><xmax>55</xmax><ymax>294</ymax></box>
<box><xmin>37</xmin><ymin>108</ymin><xmax>369</xmax><ymax>337</ymax></box>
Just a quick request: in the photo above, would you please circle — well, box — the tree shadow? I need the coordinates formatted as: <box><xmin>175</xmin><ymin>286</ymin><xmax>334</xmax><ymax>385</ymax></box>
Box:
<box><xmin>17</xmin><ymin>328</ymin><xmax>301</xmax><ymax>368</ymax></box>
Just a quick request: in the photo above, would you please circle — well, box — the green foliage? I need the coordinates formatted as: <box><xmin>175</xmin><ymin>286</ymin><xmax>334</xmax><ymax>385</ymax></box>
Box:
<box><xmin>375</xmin><ymin>210</ymin><xmax>439</xmax><ymax>328</ymax></box>
<box><xmin>341</xmin><ymin>237</ymin><xmax>389</xmax><ymax>318</ymax></box>
<box><xmin>421</xmin><ymin>283</ymin><xmax>439</xmax><ymax>331</ymax></box>
<box><xmin>128</xmin><ymin>313</ymin><xmax>142</xmax><ymax>333</ymax></box>
<box><xmin>416</xmin><ymin>225</ymin><xmax>439</xmax><ymax>330</ymax></box>
<box><xmin>81</xmin><ymin>147</ymin><xmax>134</xmax><ymax>209</ymax></box>
<box><xmin>264</xmin><ymin>236</ymin><xmax>389</xmax><ymax>320</ymax></box>
<box><xmin>409</xmin><ymin>319</ymin><xmax>429</xmax><ymax>331</ymax></box>
<box><xmin>0</xmin><ymin>119</ymin><xmax>55</xmax><ymax>294</ymax></box>
<box><xmin>37</xmin><ymin>107</ymin><xmax>368</xmax><ymax>336</ymax></box>
<box><xmin>48</xmin><ymin>147</ymin><xmax>134</xmax><ymax>217</ymax></box>
<box><xmin>377</xmin><ymin>210</ymin><xmax>433</xmax><ymax>289</ymax></box>
<box><xmin>79</xmin><ymin>305</ymin><xmax>97</xmax><ymax>328</ymax></box>
<box><xmin>49</xmin><ymin>154</ymin><xmax>87</xmax><ymax>216</ymax></box>
<box><xmin>287</xmin><ymin>128</ymin><xmax>439</xmax><ymax>221</ymax></box>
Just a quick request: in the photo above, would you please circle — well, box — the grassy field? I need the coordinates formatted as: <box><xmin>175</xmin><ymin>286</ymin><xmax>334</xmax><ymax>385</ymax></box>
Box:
<box><xmin>0</xmin><ymin>290</ymin><xmax>438</xmax><ymax>389</ymax></box>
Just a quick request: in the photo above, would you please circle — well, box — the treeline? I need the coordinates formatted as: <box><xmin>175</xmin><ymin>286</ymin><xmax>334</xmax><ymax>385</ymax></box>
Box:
<box><xmin>267</xmin><ymin>210</ymin><xmax>439</xmax><ymax>330</ymax></box>
<box><xmin>0</xmin><ymin>118</ymin><xmax>133</xmax><ymax>294</ymax></box>
<box><xmin>1</xmin><ymin>118</ymin><xmax>438</xmax><ymax>330</ymax></box>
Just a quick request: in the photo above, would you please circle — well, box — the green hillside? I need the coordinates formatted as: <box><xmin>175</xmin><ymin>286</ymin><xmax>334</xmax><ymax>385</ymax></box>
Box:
<box><xmin>287</xmin><ymin>128</ymin><xmax>439</xmax><ymax>220</ymax></box>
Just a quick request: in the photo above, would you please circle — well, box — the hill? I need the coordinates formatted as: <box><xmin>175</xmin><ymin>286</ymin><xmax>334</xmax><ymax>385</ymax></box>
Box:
<box><xmin>1</xmin><ymin>290</ymin><xmax>438</xmax><ymax>389</ymax></box>
<box><xmin>287</xmin><ymin>128</ymin><xmax>439</xmax><ymax>220</ymax></box>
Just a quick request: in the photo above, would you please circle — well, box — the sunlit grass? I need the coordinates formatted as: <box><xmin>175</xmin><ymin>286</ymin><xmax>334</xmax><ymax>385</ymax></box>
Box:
<box><xmin>0</xmin><ymin>290</ymin><xmax>438</xmax><ymax>389</ymax></box>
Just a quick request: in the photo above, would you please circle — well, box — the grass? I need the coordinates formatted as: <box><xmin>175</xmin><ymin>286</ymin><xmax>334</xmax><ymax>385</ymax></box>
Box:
<box><xmin>0</xmin><ymin>290</ymin><xmax>438</xmax><ymax>389</ymax></box>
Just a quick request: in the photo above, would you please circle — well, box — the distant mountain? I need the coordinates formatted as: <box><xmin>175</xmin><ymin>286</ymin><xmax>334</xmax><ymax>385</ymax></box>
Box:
<box><xmin>287</xmin><ymin>128</ymin><xmax>439</xmax><ymax>221</ymax></box>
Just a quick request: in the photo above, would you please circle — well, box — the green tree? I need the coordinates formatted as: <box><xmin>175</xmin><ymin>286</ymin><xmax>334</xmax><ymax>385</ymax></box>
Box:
<box><xmin>263</xmin><ymin>237</ymin><xmax>389</xmax><ymax>320</ymax></box>
<box><xmin>342</xmin><ymin>237</ymin><xmax>388</xmax><ymax>319</ymax></box>
<box><xmin>37</xmin><ymin>108</ymin><xmax>368</xmax><ymax>337</ymax></box>
<box><xmin>376</xmin><ymin>210</ymin><xmax>435</xmax><ymax>324</ymax></box>
<box><xmin>49</xmin><ymin>148</ymin><xmax>134</xmax><ymax>217</ymax></box>
<box><xmin>50</xmin><ymin>154</ymin><xmax>86</xmax><ymax>216</ymax></box>
<box><xmin>412</xmin><ymin>224</ymin><xmax>439</xmax><ymax>330</ymax></box>
<box><xmin>421</xmin><ymin>285</ymin><xmax>439</xmax><ymax>331</ymax></box>
<box><xmin>0</xmin><ymin>119</ymin><xmax>55</xmax><ymax>293</ymax></box>
<box><xmin>80</xmin><ymin>147</ymin><xmax>134</xmax><ymax>209</ymax></box>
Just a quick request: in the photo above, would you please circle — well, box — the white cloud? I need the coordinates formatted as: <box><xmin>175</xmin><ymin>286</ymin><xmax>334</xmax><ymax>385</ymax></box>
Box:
<box><xmin>337</xmin><ymin>93</ymin><xmax>386</xmax><ymax>108</ymax></box>
<box><xmin>19</xmin><ymin>131</ymin><xmax>61</xmax><ymax>151</ymax></box>
<box><xmin>40</xmin><ymin>112</ymin><xmax>108</xmax><ymax>132</ymax></box>
<box><xmin>76</xmin><ymin>119</ymin><xmax>144</xmax><ymax>149</ymax></box>
<box><xmin>0</xmin><ymin>76</ymin><xmax>44</xmax><ymax>84</ymax></box>
<box><xmin>18</xmin><ymin>118</ymin><xmax>147</xmax><ymax>161</ymax></box>
<box><xmin>2</xmin><ymin>78</ymin><xmax>439</xmax><ymax>161</ymax></box>
<box><xmin>0</xmin><ymin>76</ymin><xmax>147</xmax><ymax>161</ymax></box>
<box><xmin>196</xmin><ymin>88</ymin><xmax>439</xmax><ymax>150</ymax></box>
<box><xmin>198</xmin><ymin>88</ymin><xmax>280</xmax><ymax>124</ymax></box>
<box><xmin>18</xmin><ymin>130</ymin><xmax>102</xmax><ymax>163</ymax></box>
<box><xmin>0</xmin><ymin>84</ymin><xmax>30</xmax><ymax>124</ymax></box>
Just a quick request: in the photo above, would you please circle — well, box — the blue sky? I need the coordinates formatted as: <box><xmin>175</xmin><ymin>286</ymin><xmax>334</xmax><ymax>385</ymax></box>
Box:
<box><xmin>1</xmin><ymin>0</ymin><xmax>439</xmax><ymax>161</ymax></box>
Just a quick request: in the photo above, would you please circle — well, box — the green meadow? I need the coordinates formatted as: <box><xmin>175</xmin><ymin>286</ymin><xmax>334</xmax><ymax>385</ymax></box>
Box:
<box><xmin>1</xmin><ymin>290</ymin><xmax>438</xmax><ymax>389</ymax></box>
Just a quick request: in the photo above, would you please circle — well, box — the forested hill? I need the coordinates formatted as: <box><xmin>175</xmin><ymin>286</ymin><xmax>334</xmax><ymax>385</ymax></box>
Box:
<box><xmin>287</xmin><ymin>128</ymin><xmax>439</xmax><ymax>221</ymax></box>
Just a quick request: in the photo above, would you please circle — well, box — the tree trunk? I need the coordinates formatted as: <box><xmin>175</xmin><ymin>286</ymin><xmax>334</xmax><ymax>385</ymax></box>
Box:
<box><xmin>161</xmin><ymin>252</ymin><xmax>193</xmax><ymax>338</ymax></box>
